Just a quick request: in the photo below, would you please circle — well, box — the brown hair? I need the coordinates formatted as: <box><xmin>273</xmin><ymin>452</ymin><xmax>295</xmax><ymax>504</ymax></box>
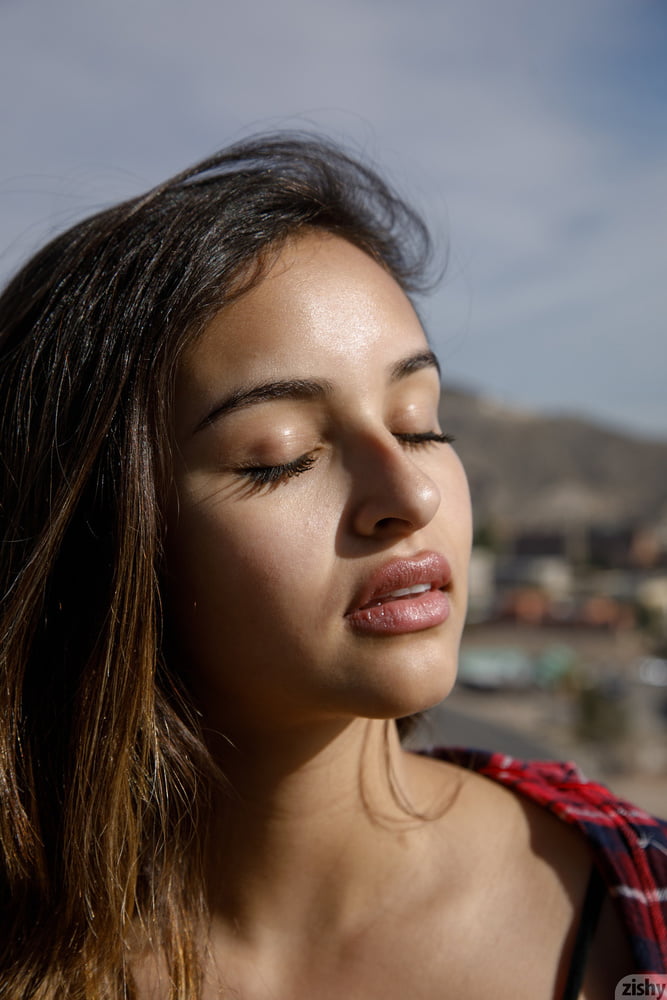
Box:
<box><xmin>0</xmin><ymin>133</ymin><xmax>434</xmax><ymax>997</ymax></box>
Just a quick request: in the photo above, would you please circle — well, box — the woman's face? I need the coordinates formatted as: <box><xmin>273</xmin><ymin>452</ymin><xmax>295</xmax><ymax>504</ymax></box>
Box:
<box><xmin>166</xmin><ymin>233</ymin><xmax>472</xmax><ymax>738</ymax></box>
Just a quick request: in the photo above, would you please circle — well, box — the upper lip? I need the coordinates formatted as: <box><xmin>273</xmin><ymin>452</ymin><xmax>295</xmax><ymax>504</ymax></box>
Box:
<box><xmin>345</xmin><ymin>551</ymin><xmax>452</xmax><ymax>615</ymax></box>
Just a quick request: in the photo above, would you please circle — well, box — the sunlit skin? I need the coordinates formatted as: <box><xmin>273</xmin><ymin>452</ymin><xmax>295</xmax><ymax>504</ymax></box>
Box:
<box><xmin>167</xmin><ymin>234</ymin><xmax>471</xmax><ymax>741</ymax></box>
<box><xmin>157</xmin><ymin>234</ymin><xmax>633</xmax><ymax>1000</ymax></box>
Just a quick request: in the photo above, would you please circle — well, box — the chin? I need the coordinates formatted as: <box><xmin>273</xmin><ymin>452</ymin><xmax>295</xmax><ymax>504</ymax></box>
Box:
<box><xmin>342</xmin><ymin>650</ymin><xmax>459</xmax><ymax>723</ymax></box>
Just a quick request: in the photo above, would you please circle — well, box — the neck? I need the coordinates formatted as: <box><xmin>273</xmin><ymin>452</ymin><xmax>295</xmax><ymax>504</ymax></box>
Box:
<box><xmin>203</xmin><ymin>718</ymin><xmax>443</xmax><ymax>939</ymax></box>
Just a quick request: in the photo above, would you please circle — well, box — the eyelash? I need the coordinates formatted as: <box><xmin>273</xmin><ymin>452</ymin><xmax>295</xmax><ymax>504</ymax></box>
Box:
<box><xmin>237</xmin><ymin>453</ymin><xmax>317</xmax><ymax>488</ymax></box>
<box><xmin>236</xmin><ymin>431</ymin><xmax>455</xmax><ymax>492</ymax></box>
<box><xmin>394</xmin><ymin>431</ymin><xmax>455</xmax><ymax>448</ymax></box>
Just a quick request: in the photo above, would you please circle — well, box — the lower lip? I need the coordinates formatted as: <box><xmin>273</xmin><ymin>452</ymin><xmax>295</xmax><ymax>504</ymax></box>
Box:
<box><xmin>345</xmin><ymin>590</ymin><xmax>450</xmax><ymax>636</ymax></box>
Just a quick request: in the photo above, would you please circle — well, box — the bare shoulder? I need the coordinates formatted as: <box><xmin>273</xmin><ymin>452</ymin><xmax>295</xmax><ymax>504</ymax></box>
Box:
<box><xmin>406</xmin><ymin>751</ymin><xmax>635</xmax><ymax>998</ymax></box>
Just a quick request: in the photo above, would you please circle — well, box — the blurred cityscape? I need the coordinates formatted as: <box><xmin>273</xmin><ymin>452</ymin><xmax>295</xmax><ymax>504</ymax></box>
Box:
<box><xmin>412</xmin><ymin>385</ymin><xmax>667</xmax><ymax>817</ymax></box>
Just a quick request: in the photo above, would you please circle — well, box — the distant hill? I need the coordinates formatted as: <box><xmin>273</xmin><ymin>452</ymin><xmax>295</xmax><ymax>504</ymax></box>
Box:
<box><xmin>438</xmin><ymin>384</ymin><xmax>667</xmax><ymax>531</ymax></box>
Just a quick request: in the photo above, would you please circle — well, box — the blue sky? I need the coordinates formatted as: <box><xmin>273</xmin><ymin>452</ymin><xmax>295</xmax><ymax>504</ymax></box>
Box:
<box><xmin>1</xmin><ymin>0</ymin><xmax>665</xmax><ymax>438</ymax></box>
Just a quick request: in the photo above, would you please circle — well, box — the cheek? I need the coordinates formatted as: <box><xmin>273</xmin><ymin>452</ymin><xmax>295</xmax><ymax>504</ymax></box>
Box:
<box><xmin>455</xmin><ymin>468</ymin><xmax>473</xmax><ymax>549</ymax></box>
<box><xmin>163</xmin><ymin>492</ymin><xmax>340</xmax><ymax>718</ymax></box>
<box><xmin>165</xmin><ymin>492</ymin><xmax>332</xmax><ymax>637</ymax></box>
<box><xmin>434</xmin><ymin>452</ymin><xmax>473</xmax><ymax>543</ymax></box>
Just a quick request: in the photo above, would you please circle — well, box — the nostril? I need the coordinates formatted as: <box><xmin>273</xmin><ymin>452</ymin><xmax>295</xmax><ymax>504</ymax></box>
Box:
<box><xmin>374</xmin><ymin>515</ymin><xmax>414</xmax><ymax>533</ymax></box>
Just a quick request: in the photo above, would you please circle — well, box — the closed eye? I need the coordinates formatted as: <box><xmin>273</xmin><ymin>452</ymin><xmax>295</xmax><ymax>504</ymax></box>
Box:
<box><xmin>394</xmin><ymin>431</ymin><xmax>455</xmax><ymax>447</ymax></box>
<box><xmin>234</xmin><ymin>452</ymin><xmax>317</xmax><ymax>494</ymax></box>
<box><xmin>232</xmin><ymin>431</ymin><xmax>453</xmax><ymax>497</ymax></box>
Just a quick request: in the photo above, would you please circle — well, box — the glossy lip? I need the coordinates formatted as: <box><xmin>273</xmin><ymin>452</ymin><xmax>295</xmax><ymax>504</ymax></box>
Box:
<box><xmin>344</xmin><ymin>551</ymin><xmax>452</xmax><ymax>635</ymax></box>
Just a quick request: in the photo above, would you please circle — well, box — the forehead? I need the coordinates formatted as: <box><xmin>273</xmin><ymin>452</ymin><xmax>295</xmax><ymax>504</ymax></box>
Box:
<box><xmin>173</xmin><ymin>233</ymin><xmax>431</xmax><ymax>429</ymax></box>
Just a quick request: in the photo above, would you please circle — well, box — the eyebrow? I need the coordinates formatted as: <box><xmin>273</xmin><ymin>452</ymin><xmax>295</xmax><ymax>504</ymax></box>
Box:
<box><xmin>196</xmin><ymin>378</ymin><xmax>334</xmax><ymax>431</ymax></box>
<box><xmin>195</xmin><ymin>349</ymin><xmax>441</xmax><ymax>433</ymax></box>
<box><xmin>390</xmin><ymin>350</ymin><xmax>441</xmax><ymax>382</ymax></box>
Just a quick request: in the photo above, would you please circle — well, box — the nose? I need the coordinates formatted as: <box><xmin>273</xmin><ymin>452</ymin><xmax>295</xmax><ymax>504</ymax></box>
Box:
<box><xmin>349</xmin><ymin>432</ymin><xmax>441</xmax><ymax>539</ymax></box>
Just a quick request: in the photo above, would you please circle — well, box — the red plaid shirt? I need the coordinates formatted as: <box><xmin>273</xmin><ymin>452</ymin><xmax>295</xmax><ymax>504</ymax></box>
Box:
<box><xmin>426</xmin><ymin>747</ymin><xmax>667</xmax><ymax>972</ymax></box>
